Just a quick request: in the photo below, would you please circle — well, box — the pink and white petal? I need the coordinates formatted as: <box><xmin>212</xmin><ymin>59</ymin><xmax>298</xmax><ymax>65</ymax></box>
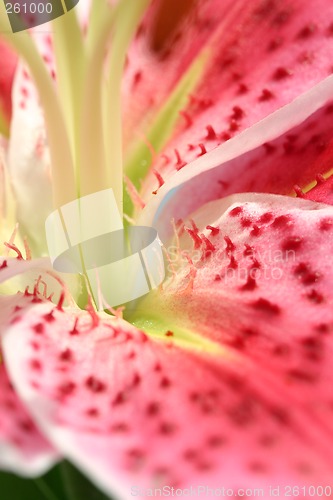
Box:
<box><xmin>122</xmin><ymin>0</ymin><xmax>232</xmax><ymax>150</ymax></box>
<box><xmin>6</xmin><ymin>17</ymin><xmax>60</xmax><ymax>255</ymax></box>
<box><xmin>140</xmin><ymin>193</ymin><xmax>333</xmax><ymax>485</ymax></box>
<box><xmin>0</xmin><ymin>255</ymin><xmax>82</xmax><ymax>311</ymax></box>
<box><xmin>124</xmin><ymin>0</ymin><xmax>333</xmax><ymax>158</ymax></box>
<box><xmin>135</xmin><ymin>0</ymin><xmax>333</xmax><ymax>194</ymax></box>
<box><xmin>140</xmin><ymin>75</ymin><xmax>333</xmax><ymax>235</ymax></box>
<box><xmin>0</xmin><ymin>257</ymin><xmax>51</xmax><ymax>279</ymax></box>
<box><xmin>0</xmin><ymin>359</ymin><xmax>57</xmax><ymax>475</ymax></box>
<box><xmin>2</xmin><ymin>287</ymin><xmax>333</xmax><ymax>499</ymax></box>
<box><xmin>147</xmin><ymin>193</ymin><xmax>333</xmax><ymax>344</ymax></box>
<box><xmin>0</xmin><ymin>255</ymin><xmax>65</xmax><ymax>473</ymax></box>
<box><xmin>0</xmin><ymin>295</ymin><xmax>58</xmax><ymax>475</ymax></box>
<box><xmin>7</xmin><ymin>62</ymin><xmax>54</xmax><ymax>256</ymax></box>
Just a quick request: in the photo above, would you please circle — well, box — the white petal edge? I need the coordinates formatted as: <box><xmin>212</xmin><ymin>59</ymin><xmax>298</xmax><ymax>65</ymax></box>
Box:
<box><xmin>0</xmin><ymin>441</ymin><xmax>57</xmax><ymax>478</ymax></box>
<box><xmin>0</xmin><ymin>257</ymin><xmax>51</xmax><ymax>285</ymax></box>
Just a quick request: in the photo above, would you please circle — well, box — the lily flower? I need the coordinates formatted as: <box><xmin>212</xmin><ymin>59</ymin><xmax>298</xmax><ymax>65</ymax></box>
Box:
<box><xmin>1</xmin><ymin>0</ymin><xmax>333</xmax><ymax>498</ymax></box>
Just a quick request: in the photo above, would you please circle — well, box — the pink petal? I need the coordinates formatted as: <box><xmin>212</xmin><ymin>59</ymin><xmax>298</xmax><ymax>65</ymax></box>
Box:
<box><xmin>0</xmin><ymin>257</ymin><xmax>51</xmax><ymax>297</ymax></box>
<box><xmin>140</xmin><ymin>75</ymin><xmax>333</xmax><ymax>234</ymax></box>
<box><xmin>123</xmin><ymin>0</ymin><xmax>222</xmax><ymax>150</ymax></box>
<box><xmin>0</xmin><ymin>256</ymin><xmax>51</xmax><ymax>285</ymax></box>
<box><xmin>152</xmin><ymin>193</ymin><xmax>333</xmax><ymax>345</ymax></box>
<box><xmin>0</xmin><ymin>295</ymin><xmax>57</xmax><ymax>475</ymax></box>
<box><xmin>300</xmin><ymin>143</ymin><xmax>333</xmax><ymax>204</ymax></box>
<box><xmin>7</xmin><ymin>23</ymin><xmax>58</xmax><ymax>254</ymax></box>
<box><xmin>126</xmin><ymin>0</ymin><xmax>333</xmax><ymax>177</ymax></box>
<box><xmin>2</xmin><ymin>265</ymin><xmax>333</xmax><ymax>498</ymax></box>
<box><xmin>0</xmin><ymin>255</ymin><xmax>61</xmax><ymax>474</ymax></box>
<box><xmin>8</xmin><ymin>61</ymin><xmax>54</xmax><ymax>255</ymax></box>
<box><xmin>0</xmin><ymin>40</ymin><xmax>17</xmax><ymax>131</ymax></box>
<box><xmin>303</xmin><ymin>172</ymin><xmax>333</xmax><ymax>204</ymax></box>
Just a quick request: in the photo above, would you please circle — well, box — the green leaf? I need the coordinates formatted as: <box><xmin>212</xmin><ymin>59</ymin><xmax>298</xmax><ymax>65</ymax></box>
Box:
<box><xmin>60</xmin><ymin>461</ymin><xmax>111</xmax><ymax>500</ymax></box>
<box><xmin>0</xmin><ymin>463</ymin><xmax>65</xmax><ymax>500</ymax></box>
<box><xmin>0</xmin><ymin>460</ymin><xmax>114</xmax><ymax>500</ymax></box>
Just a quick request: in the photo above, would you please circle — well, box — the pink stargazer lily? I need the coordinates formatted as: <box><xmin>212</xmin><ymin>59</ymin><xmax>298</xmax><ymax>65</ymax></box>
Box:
<box><xmin>1</xmin><ymin>0</ymin><xmax>333</xmax><ymax>498</ymax></box>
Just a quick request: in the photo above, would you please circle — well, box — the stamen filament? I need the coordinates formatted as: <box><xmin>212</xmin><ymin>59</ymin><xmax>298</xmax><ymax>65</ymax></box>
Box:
<box><xmin>52</xmin><ymin>8</ymin><xmax>85</xmax><ymax>175</ymax></box>
<box><xmin>79</xmin><ymin>2</ymin><xmax>116</xmax><ymax>199</ymax></box>
<box><xmin>86</xmin><ymin>0</ymin><xmax>110</xmax><ymax>51</ymax></box>
<box><xmin>80</xmin><ymin>0</ymin><xmax>150</xmax><ymax>216</ymax></box>
<box><xmin>290</xmin><ymin>168</ymin><xmax>333</xmax><ymax>196</ymax></box>
<box><xmin>0</xmin><ymin>109</ymin><xmax>9</xmax><ymax>137</ymax></box>
<box><xmin>104</xmin><ymin>0</ymin><xmax>151</xmax><ymax>216</ymax></box>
